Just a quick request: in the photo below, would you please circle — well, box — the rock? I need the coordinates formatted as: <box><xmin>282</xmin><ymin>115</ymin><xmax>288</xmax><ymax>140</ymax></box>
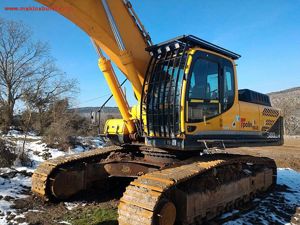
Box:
<box><xmin>14</xmin><ymin>217</ymin><xmax>26</xmax><ymax>224</ymax></box>
<box><xmin>4</xmin><ymin>196</ymin><xmax>14</xmax><ymax>201</ymax></box>
<box><xmin>41</xmin><ymin>152</ymin><xmax>52</xmax><ymax>160</ymax></box>
<box><xmin>0</xmin><ymin>171</ymin><xmax>17</xmax><ymax>179</ymax></box>
<box><xmin>0</xmin><ymin>195</ymin><xmax>3</xmax><ymax>200</ymax></box>
<box><xmin>7</xmin><ymin>213</ymin><xmax>16</xmax><ymax>221</ymax></box>
<box><xmin>32</xmin><ymin>151</ymin><xmax>41</xmax><ymax>156</ymax></box>
<box><xmin>18</xmin><ymin>170</ymin><xmax>33</xmax><ymax>177</ymax></box>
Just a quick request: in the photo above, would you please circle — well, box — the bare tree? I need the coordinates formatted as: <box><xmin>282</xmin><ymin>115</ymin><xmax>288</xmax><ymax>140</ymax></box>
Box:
<box><xmin>43</xmin><ymin>99</ymin><xmax>77</xmax><ymax>150</ymax></box>
<box><xmin>23</xmin><ymin>61</ymin><xmax>77</xmax><ymax>134</ymax></box>
<box><xmin>0</xmin><ymin>18</ymin><xmax>49</xmax><ymax>129</ymax></box>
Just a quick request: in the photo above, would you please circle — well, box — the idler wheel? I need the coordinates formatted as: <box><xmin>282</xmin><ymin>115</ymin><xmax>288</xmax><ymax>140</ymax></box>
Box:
<box><xmin>155</xmin><ymin>200</ymin><xmax>176</xmax><ymax>225</ymax></box>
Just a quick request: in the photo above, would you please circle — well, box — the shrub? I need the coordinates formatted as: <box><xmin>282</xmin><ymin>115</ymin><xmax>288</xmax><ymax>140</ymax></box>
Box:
<box><xmin>0</xmin><ymin>138</ymin><xmax>17</xmax><ymax>168</ymax></box>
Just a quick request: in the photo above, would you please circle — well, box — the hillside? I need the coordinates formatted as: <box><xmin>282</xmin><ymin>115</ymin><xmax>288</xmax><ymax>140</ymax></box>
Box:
<box><xmin>268</xmin><ymin>87</ymin><xmax>300</xmax><ymax>135</ymax></box>
<box><xmin>268</xmin><ymin>87</ymin><xmax>300</xmax><ymax>96</ymax></box>
<box><xmin>71</xmin><ymin>107</ymin><xmax>120</xmax><ymax>119</ymax></box>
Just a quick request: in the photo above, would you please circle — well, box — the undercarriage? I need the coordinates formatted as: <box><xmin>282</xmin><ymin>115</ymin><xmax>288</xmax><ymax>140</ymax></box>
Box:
<box><xmin>32</xmin><ymin>145</ymin><xmax>276</xmax><ymax>225</ymax></box>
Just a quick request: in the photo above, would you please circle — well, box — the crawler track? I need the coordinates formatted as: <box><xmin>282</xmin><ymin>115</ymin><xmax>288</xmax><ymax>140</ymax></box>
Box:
<box><xmin>32</xmin><ymin>146</ymin><xmax>122</xmax><ymax>200</ymax></box>
<box><xmin>32</xmin><ymin>148</ymin><xmax>276</xmax><ymax>225</ymax></box>
<box><xmin>118</xmin><ymin>154</ymin><xmax>276</xmax><ymax>225</ymax></box>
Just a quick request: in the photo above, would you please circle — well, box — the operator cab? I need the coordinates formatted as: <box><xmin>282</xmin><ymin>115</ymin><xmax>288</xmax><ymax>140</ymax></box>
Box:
<box><xmin>142</xmin><ymin>35</ymin><xmax>241</xmax><ymax>150</ymax></box>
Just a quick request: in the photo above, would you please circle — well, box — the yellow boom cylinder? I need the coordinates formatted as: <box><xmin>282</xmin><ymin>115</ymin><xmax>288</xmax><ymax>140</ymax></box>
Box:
<box><xmin>98</xmin><ymin>57</ymin><xmax>136</xmax><ymax>134</ymax></box>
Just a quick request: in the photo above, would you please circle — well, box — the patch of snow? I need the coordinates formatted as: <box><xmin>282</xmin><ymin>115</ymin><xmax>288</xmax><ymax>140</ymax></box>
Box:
<box><xmin>76</xmin><ymin>136</ymin><xmax>104</xmax><ymax>149</ymax></box>
<box><xmin>6</xmin><ymin>130</ymin><xmax>40</xmax><ymax>140</ymax></box>
<box><xmin>220</xmin><ymin>210</ymin><xmax>239</xmax><ymax>219</ymax></box>
<box><xmin>222</xmin><ymin>168</ymin><xmax>300</xmax><ymax>225</ymax></box>
<box><xmin>64</xmin><ymin>202</ymin><xmax>79</xmax><ymax>210</ymax></box>
<box><xmin>0</xmin><ymin>175</ymin><xmax>30</xmax><ymax>199</ymax></box>
<box><xmin>7</xmin><ymin>130</ymin><xmax>21</xmax><ymax>136</ymax></box>
<box><xmin>90</xmin><ymin>137</ymin><xmax>104</xmax><ymax>148</ymax></box>
<box><xmin>59</xmin><ymin>221</ymin><xmax>72</xmax><ymax>225</ymax></box>
<box><xmin>0</xmin><ymin>172</ymin><xmax>31</xmax><ymax>225</ymax></box>
<box><xmin>27</xmin><ymin>209</ymin><xmax>43</xmax><ymax>213</ymax></box>
<box><xmin>277</xmin><ymin>168</ymin><xmax>300</xmax><ymax>205</ymax></box>
<box><xmin>14</xmin><ymin>214</ymin><xmax>25</xmax><ymax>219</ymax></box>
<box><xmin>72</xmin><ymin>145</ymin><xmax>86</xmax><ymax>153</ymax></box>
<box><xmin>0</xmin><ymin>131</ymin><xmax>104</xmax><ymax>224</ymax></box>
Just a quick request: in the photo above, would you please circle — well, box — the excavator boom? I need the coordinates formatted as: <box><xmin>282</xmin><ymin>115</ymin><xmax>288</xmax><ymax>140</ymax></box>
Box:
<box><xmin>35</xmin><ymin>0</ymin><xmax>151</xmax><ymax>100</ymax></box>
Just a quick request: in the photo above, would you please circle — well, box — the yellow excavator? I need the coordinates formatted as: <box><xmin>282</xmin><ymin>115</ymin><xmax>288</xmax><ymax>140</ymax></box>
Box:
<box><xmin>32</xmin><ymin>0</ymin><xmax>284</xmax><ymax>224</ymax></box>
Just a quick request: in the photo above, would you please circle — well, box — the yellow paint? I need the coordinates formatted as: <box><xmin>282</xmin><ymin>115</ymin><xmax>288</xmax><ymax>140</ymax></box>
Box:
<box><xmin>120</xmin><ymin>199</ymin><xmax>153</xmax><ymax>211</ymax></box>
<box><xmin>131</xmin><ymin>181</ymin><xmax>164</xmax><ymax>192</ymax></box>
<box><xmin>118</xmin><ymin>202</ymin><xmax>153</xmax><ymax>218</ymax></box>
<box><xmin>104</xmin><ymin>119</ymin><xmax>129</xmax><ymax>135</ymax></box>
<box><xmin>143</xmin><ymin>175</ymin><xmax>175</xmax><ymax>185</ymax></box>
<box><xmin>184</xmin><ymin>47</ymin><xmax>281</xmax><ymax>135</ymax></box>
<box><xmin>99</xmin><ymin>58</ymin><xmax>135</xmax><ymax>133</ymax></box>
<box><xmin>190</xmin><ymin>99</ymin><xmax>204</xmax><ymax>103</ymax></box>
<box><xmin>180</xmin><ymin>79</ymin><xmax>187</xmax><ymax>133</ymax></box>
<box><xmin>184</xmin><ymin>51</ymin><xmax>194</xmax><ymax>74</ymax></box>
<box><xmin>130</xmin><ymin>104</ymin><xmax>140</xmax><ymax>120</ymax></box>
<box><xmin>35</xmin><ymin>0</ymin><xmax>150</xmax><ymax>100</ymax></box>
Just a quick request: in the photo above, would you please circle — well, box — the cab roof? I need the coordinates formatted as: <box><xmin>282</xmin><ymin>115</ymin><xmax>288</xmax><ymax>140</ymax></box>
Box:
<box><xmin>146</xmin><ymin>35</ymin><xmax>241</xmax><ymax>60</ymax></box>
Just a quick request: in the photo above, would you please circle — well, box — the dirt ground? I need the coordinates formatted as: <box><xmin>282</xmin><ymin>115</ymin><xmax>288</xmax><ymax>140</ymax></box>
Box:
<box><xmin>11</xmin><ymin>189</ymin><xmax>121</xmax><ymax>225</ymax></box>
<box><xmin>227</xmin><ymin>136</ymin><xmax>300</xmax><ymax>171</ymax></box>
<box><xmin>8</xmin><ymin>136</ymin><xmax>300</xmax><ymax>225</ymax></box>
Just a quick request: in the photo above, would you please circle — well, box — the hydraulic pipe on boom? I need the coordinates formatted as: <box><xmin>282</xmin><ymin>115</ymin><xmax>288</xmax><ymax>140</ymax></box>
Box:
<box><xmin>91</xmin><ymin>39</ymin><xmax>136</xmax><ymax>134</ymax></box>
<box><xmin>101</xmin><ymin>0</ymin><xmax>143</xmax><ymax>101</ymax></box>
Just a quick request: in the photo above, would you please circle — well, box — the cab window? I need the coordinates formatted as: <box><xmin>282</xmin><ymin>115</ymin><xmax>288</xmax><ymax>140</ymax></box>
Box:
<box><xmin>189</xmin><ymin>59</ymin><xmax>219</xmax><ymax>100</ymax></box>
<box><xmin>187</xmin><ymin>57</ymin><xmax>220</xmax><ymax>122</ymax></box>
<box><xmin>223</xmin><ymin>65</ymin><xmax>235</xmax><ymax>111</ymax></box>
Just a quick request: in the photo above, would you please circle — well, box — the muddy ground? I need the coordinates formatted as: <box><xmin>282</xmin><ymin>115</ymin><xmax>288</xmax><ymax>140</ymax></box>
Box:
<box><xmin>8</xmin><ymin>137</ymin><xmax>300</xmax><ymax>225</ymax></box>
<box><xmin>227</xmin><ymin>137</ymin><xmax>300</xmax><ymax>172</ymax></box>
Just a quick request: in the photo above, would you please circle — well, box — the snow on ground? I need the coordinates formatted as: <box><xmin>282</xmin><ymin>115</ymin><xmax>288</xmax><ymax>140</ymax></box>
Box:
<box><xmin>222</xmin><ymin>168</ymin><xmax>300</xmax><ymax>225</ymax></box>
<box><xmin>0</xmin><ymin>131</ymin><xmax>104</xmax><ymax>225</ymax></box>
<box><xmin>0</xmin><ymin>131</ymin><xmax>300</xmax><ymax>224</ymax></box>
<box><xmin>0</xmin><ymin>169</ymin><xmax>31</xmax><ymax>225</ymax></box>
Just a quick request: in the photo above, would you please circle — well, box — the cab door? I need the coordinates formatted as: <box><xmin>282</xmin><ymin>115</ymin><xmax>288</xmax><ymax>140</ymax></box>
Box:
<box><xmin>185</xmin><ymin>50</ymin><xmax>238</xmax><ymax>136</ymax></box>
<box><xmin>186</xmin><ymin>51</ymin><xmax>222</xmax><ymax>132</ymax></box>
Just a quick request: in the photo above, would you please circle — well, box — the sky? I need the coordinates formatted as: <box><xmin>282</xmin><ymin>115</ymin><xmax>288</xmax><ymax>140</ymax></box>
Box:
<box><xmin>0</xmin><ymin>0</ymin><xmax>299</xmax><ymax>108</ymax></box>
